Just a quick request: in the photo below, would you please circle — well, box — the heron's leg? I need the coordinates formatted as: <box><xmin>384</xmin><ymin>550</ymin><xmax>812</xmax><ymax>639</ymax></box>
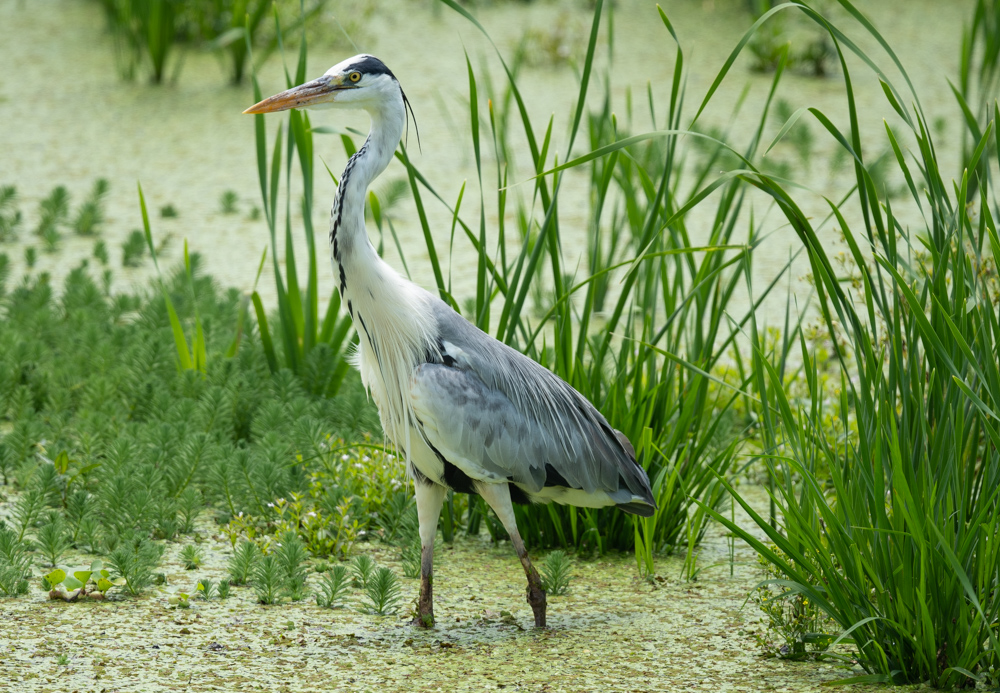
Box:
<box><xmin>412</xmin><ymin>479</ymin><xmax>447</xmax><ymax>627</ymax></box>
<box><xmin>476</xmin><ymin>482</ymin><xmax>547</xmax><ymax>628</ymax></box>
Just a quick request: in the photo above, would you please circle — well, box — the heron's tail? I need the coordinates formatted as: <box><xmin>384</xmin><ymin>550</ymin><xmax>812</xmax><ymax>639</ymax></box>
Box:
<box><xmin>615</xmin><ymin>500</ymin><xmax>656</xmax><ymax>517</ymax></box>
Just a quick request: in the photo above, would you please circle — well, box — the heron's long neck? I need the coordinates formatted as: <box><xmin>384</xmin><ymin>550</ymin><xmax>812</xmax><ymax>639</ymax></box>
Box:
<box><xmin>330</xmin><ymin>98</ymin><xmax>435</xmax><ymax>448</ymax></box>
<box><xmin>330</xmin><ymin>104</ymin><xmax>403</xmax><ymax>281</ymax></box>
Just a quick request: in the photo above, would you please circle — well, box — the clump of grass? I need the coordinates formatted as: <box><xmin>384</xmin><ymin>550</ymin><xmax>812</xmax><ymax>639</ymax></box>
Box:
<box><xmin>73</xmin><ymin>179</ymin><xmax>110</xmax><ymax>236</ymax></box>
<box><xmin>274</xmin><ymin>531</ymin><xmax>308</xmax><ymax>601</ymax></box>
<box><xmin>350</xmin><ymin>554</ymin><xmax>376</xmax><ymax>589</ymax></box>
<box><xmin>539</xmin><ymin>550</ymin><xmax>572</xmax><ymax>596</ymax></box>
<box><xmin>24</xmin><ymin>246</ymin><xmax>36</xmax><ymax>268</ymax></box>
<box><xmin>360</xmin><ymin>566</ymin><xmax>401</xmax><ymax>616</ymax></box>
<box><xmin>33</xmin><ymin>512</ymin><xmax>71</xmax><ymax>567</ymax></box>
<box><xmin>177</xmin><ymin>488</ymin><xmax>202</xmax><ymax>534</ymax></box>
<box><xmin>315</xmin><ymin>564</ymin><xmax>349</xmax><ymax>608</ymax></box>
<box><xmin>180</xmin><ymin>544</ymin><xmax>203</xmax><ymax>570</ymax></box>
<box><xmin>12</xmin><ymin>487</ymin><xmax>46</xmax><ymax>543</ymax></box>
<box><xmin>217</xmin><ymin>578</ymin><xmax>231</xmax><ymax>600</ymax></box>
<box><xmin>106</xmin><ymin>535</ymin><xmax>162</xmax><ymax>597</ymax></box>
<box><xmin>196</xmin><ymin>577</ymin><xmax>217</xmax><ymax>599</ymax></box>
<box><xmin>160</xmin><ymin>204</ymin><xmax>177</xmax><ymax>218</ymax></box>
<box><xmin>93</xmin><ymin>240</ymin><xmax>110</xmax><ymax>265</ymax></box>
<box><xmin>121</xmin><ymin>229</ymin><xmax>146</xmax><ymax>267</ymax></box>
<box><xmin>219</xmin><ymin>190</ymin><xmax>238</xmax><ymax>214</ymax></box>
<box><xmin>36</xmin><ymin>186</ymin><xmax>70</xmax><ymax>251</ymax></box>
<box><xmin>748</xmin><ymin>549</ymin><xmax>836</xmax><ymax>660</ymax></box>
<box><xmin>252</xmin><ymin>553</ymin><xmax>284</xmax><ymax>605</ymax></box>
<box><xmin>0</xmin><ymin>185</ymin><xmax>21</xmax><ymax>242</ymax></box>
<box><xmin>696</xmin><ymin>1</ymin><xmax>1000</xmax><ymax>686</ymax></box>
<box><xmin>227</xmin><ymin>540</ymin><xmax>259</xmax><ymax>586</ymax></box>
<box><xmin>0</xmin><ymin>522</ymin><xmax>32</xmax><ymax>597</ymax></box>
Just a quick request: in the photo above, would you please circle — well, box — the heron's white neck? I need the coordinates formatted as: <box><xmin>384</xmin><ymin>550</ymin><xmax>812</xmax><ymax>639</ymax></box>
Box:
<box><xmin>330</xmin><ymin>100</ymin><xmax>405</xmax><ymax>269</ymax></box>
<box><xmin>329</xmin><ymin>94</ymin><xmax>435</xmax><ymax>454</ymax></box>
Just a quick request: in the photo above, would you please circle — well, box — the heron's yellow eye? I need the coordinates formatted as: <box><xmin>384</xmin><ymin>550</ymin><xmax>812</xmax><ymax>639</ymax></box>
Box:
<box><xmin>348</xmin><ymin>72</ymin><xmax>362</xmax><ymax>83</ymax></box>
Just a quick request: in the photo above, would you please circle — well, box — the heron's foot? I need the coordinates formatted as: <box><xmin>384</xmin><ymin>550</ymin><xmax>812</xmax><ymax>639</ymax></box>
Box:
<box><xmin>411</xmin><ymin>572</ymin><xmax>434</xmax><ymax>627</ymax></box>
<box><xmin>527</xmin><ymin>583</ymin><xmax>547</xmax><ymax>628</ymax></box>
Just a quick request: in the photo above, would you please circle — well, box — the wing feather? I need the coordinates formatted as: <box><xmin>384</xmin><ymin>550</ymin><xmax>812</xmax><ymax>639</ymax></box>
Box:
<box><xmin>408</xmin><ymin>300</ymin><xmax>655</xmax><ymax>510</ymax></box>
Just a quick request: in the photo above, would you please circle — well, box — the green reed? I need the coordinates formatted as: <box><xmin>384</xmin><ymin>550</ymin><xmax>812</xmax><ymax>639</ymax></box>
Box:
<box><xmin>246</xmin><ymin>17</ymin><xmax>355</xmax><ymax>397</ymax></box>
<box><xmin>693</xmin><ymin>0</ymin><xmax>1000</xmax><ymax>686</ymax></box>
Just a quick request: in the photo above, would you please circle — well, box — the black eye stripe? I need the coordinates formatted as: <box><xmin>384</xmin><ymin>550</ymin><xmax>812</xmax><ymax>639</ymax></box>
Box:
<box><xmin>346</xmin><ymin>55</ymin><xmax>397</xmax><ymax>80</ymax></box>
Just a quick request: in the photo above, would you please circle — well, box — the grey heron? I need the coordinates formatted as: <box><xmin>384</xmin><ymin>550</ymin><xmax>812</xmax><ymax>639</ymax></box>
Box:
<box><xmin>245</xmin><ymin>54</ymin><xmax>656</xmax><ymax>628</ymax></box>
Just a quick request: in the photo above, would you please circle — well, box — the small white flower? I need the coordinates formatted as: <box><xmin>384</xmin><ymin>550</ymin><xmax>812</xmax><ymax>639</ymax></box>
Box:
<box><xmin>267</xmin><ymin>502</ymin><xmax>274</xmax><ymax>508</ymax></box>
<box><xmin>362</xmin><ymin>456</ymin><xmax>370</xmax><ymax>462</ymax></box>
<box><xmin>306</xmin><ymin>511</ymin><xmax>316</xmax><ymax>518</ymax></box>
<box><xmin>237</xmin><ymin>512</ymin><xmax>243</xmax><ymax>518</ymax></box>
<box><xmin>341</xmin><ymin>454</ymin><xmax>350</xmax><ymax>461</ymax></box>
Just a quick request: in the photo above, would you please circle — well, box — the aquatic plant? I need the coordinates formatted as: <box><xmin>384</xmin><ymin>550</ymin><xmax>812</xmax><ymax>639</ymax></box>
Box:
<box><xmin>217</xmin><ymin>578</ymin><xmax>231</xmax><ymax>599</ymax></box>
<box><xmin>219</xmin><ymin>190</ymin><xmax>239</xmax><ymax>214</ymax></box>
<box><xmin>314</xmin><ymin>564</ymin><xmax>349</xmax><ymax>608</ymax></box>
<box><xmin>252</xmin><ymin>553</ymin><xmax>285</xmax><ymax>604</ymax></box>
<box><xmin>73</xmin><ymin>178</ymin><xmax>110</xmax><ymax>236</ymax></box>
<box><xmin>0</xmin><ymin>186</ymin><xmax>21</xmax><ymax>242</ymax></box>
<box><xmin>692</xmin><ymin>0</ymin><xmax>1000</xmax><ymax>686</ymax></box>
<box><xmin>180</xmin><ymin>544</ymin><xmax>203</xmax><ymax>570</ymax></box>
<box><xmin>748</xmin><ymin>549</ymin><xmax>836</xmax><ymax>661</ymax></box>
<box><xmin>11</xmin><ymin>487</ymin><xmax>45</xmax><ymax>543</ymax></box>
<box><xmin>106</xmin><ymin>535</ymin><xmax>163</xmax><ymax>596</ymax></box>
<box><xmin>360</xmin><ymin>566</ymin><xmax>402</xmax><ymax>616</ymax></box>
<box><xmin>33</xmin><ymin>512</ymin><xmax>71</xmax><ymax>567</ymax></box>
<box><xmin>36</xmin><ymin>186</ymin><xmax>70</xmax><ymax>252</ymax></box>
<box><xmin>539</xmin><ymin>550</ymin><xmax>572</xmax><ymax>596</ymax></box>
<box><xmin>274</xmin><ymin>531</ymin><xmax>309</xmax><ymax>601</ymax></box>
<box><xmin>246</xmin><ymin>21</ymin><xmax>356</xmax><ymax>396</ymax></box>
<box><xmin>93</xmin><ymin>240</ymin><xmax>110</xmax><ymax>265</ymax></box>
<box><xmin>196</xmin><ymin>578</ymin><xmax>218</xmax><ymax>599</ymax></box>
<box><xmin>121</xmin><ymin>229</ymin><xmax>146</xmax><ymax>267</ymax></box>
<box><xmin>350</xmin><ymin>554</ymin><xmax>375</xmax><ymax>590</ymax></box>
<box><xmin>0</xmin><ymin>523</ymin><xmax>32</xmax><ymax>597</ymax></box>
<box><xmin>227</xmin><ymin>540</ymin><xmax>260</xmax><ymax>586</ymax></box>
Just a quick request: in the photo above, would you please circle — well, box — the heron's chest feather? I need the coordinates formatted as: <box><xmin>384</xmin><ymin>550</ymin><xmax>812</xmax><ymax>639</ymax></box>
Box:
<box><xmin>339</xmin><ymin>262</ymin><xmax>437</xmax><ymax>452</ymax></box>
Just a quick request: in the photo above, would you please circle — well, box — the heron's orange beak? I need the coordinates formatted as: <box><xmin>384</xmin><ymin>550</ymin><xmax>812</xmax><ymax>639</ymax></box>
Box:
<box><xmin>243</xmin><ymin>75</ymin><xmax>349</xmax><ymax>114</ymax></box>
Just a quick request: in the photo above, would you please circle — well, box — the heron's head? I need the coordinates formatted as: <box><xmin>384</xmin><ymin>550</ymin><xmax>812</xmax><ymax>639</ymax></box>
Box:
<box><xmin>244</xmin><ymin>54</ymin><xmax>405</xmax><ymax>115</ymax></box>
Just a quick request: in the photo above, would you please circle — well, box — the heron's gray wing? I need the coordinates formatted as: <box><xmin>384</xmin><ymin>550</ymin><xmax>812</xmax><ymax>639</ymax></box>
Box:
<box><xmin>410</xmin><ymin>299</ymin><xmax>654</xmax><ymax>508</ymax></box>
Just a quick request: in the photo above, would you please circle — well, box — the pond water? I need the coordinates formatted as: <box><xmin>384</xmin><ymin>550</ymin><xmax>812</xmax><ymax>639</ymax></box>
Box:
<box><xmin>0</xmin><ymin>0</ymin><xmax>972</xmax><ymax>325</ymax></box>
<box><xmin>0</xmin><ymin>486</ymin><xmax>931</xmax><ymax>692</ymax></box>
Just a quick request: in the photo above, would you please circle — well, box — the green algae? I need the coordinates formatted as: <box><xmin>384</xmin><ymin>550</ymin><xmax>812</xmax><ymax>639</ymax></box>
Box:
<box><xmin>1</xmin><ymin>491</ymin><xmax>920</xmax><ymax>693</ymax></box>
